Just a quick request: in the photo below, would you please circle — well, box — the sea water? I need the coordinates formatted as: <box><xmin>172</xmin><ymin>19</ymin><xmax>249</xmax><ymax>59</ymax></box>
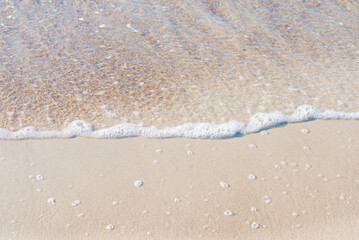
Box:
<box><xmin>0</xmin><ymin>0</ymin><xmax>358</xmax><ymax>139</ymax></box>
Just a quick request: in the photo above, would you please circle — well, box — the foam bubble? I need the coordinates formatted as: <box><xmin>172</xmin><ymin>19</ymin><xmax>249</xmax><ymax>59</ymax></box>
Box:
<box><xmin>224</xmin><ymin>210</ymin><xmax>234</xmax><ymax>216</ymax></box>
<box><xmin>248</xmin><ymin>174</ymin><xmax>257</xmax><ymax>180</ymax></box>
<box><xmin>72</xmin><ymin>200</ymin><xmax>81</xmax><ymax>207</ymax></box>
<box><xmin>36</xmin><ymin>174</ymin><xmax>44</xmax><ymax>180</ymax></box>
<box><xmin>106</xmin><ymin>224</ymin><xmax>114</xmax><ymax>230</ymax></box>
<box><xmin>0</xmin><ymin>106</ymin><xmax>357</xmax><ymax>139</ymax></box>
<box><xmin>251</xmin><ymin>222</ymin><xmax>259</xmax><ymax>229</ymax></box>
<box><xmin>220</xmin><ymin>181</ymin><xmax>230</xmax><ymax>188</ymax></box>
<box><xmin>134</xmin><ymin>180</ymin><xmax>143</xmax><ymax>187</ymax></box>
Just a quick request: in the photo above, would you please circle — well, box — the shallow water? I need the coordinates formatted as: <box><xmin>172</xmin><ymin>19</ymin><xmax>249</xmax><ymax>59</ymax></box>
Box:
<box><xmin>1</xmin><ymin>0</ymin><xmax>358</xmax><ymax>133</ymax></box>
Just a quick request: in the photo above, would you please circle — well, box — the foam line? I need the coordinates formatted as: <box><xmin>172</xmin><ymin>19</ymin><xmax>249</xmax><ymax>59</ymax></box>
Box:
<box><xmin>0</xmin><ymin>105</ymin><xmax>358</xmax><ymax>140</ymax></box>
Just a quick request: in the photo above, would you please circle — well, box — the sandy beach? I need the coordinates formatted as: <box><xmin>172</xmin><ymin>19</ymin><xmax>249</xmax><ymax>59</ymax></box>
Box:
<box><xmin>1</xmin><ymin>119</ymin><xmax>358</xmax><ymax>239</ymax></box>
<box><xmin>1</xmin><ymin>0</ymin><xmax>358</xmax><ymax>239</ymax></box>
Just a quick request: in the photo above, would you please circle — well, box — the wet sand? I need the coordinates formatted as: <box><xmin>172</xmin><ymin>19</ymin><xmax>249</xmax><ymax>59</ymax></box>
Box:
<box><xmin>1</xmin><ymin>120</ymin><xmax>358</xmax><ymax>239</ymax></box>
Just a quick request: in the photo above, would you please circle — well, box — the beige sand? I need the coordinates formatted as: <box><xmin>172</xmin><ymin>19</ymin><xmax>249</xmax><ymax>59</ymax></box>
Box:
<box><xmin>0</xmin><ymin>120</ymin><xmax>358</xmax><ymax>239</ymax></box>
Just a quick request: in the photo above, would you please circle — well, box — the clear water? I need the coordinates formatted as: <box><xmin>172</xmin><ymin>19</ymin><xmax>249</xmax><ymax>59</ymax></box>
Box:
<box><xmin>1</xmin><ymin>0</ymin><xmax>358</xmax><ymax>135</ymax></box>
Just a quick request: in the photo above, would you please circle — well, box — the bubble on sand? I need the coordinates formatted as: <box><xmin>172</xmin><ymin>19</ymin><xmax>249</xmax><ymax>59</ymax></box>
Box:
<box><xmin>251</xmin><ymin>222</ymin><xmax>259</xmax><ymax>229</ymax></box>
<box><xmin>249</xmin><ymin>174</ymin><xmax>257</xmax><ymax>180</ymax></box>
<box><xmin>336</xmin><ymin>174</ymin><xmax>342</xmax><ymax>178</ymax></box>
<box><xmin>47</xmin><ymin>198</ymin><xmax>56</xmax><ymax>204</ymax></box>
<box><xmin>305</xmin><ymin>163</ymin><xmax>312</xmax><ymax>169</ymax></box>
<box><xmin>112</xmin><ymin>200</ymin><xmax>118</xmax><ymax>205</ymax></box>
<box><xmin>142</xmin><ymin>210</ymin><xmax>148</xmax><ymax>214</ymax></box>
<box><xmin>134</xmin><ymin>180</ymin><xmax>143</xmax><ymax>187</ymax></box>
<box><xmin>292</xmin><ymin>212</ymin><xmax>299</xmax><ymax>217</ymax></box>
<box><xmin>251</xmin><ymin>207</ymin><xmax>257</xmax><ymax>212</ymax></box>
<box><xmin>106</xmin><ymin>224</ymin><xmax>114</xmax><ymax>230</ymax></box>
<box><xmin>78</xmin><ymin>17</ymin><xmax>84</xmax><ymax>21</ymax></box>
<box><xmin>303</xmin><ymin>146</ymin><xmax>310</xmax><ymax>150</ymax></box>
<box><xmin>146</xmin><ymin>231</ymin><xmax>152</xmax><ymax>235</ymax></box>
<box><xmin>224</xmin><ymin>210</ymin><xmax>234</xmax><ymax>216</ymax></box>
<box><xmin>263</xmin><ymin>195</ymin><xmax>272</xmax><ymax>204</ymax></box>
<box><xmin>185</xmin><ymin>144</ymin><xmax>191</xmax><ymax>148</ymax></box>
<box><xmin>28</xmin><ymin>175</ymin><xmax>34</xmax><ymax>179</ymax></box>
<box><xmin>291</xmin><ymin>162</ymin><xmax>299</xmax><ymax>167</ymax></box>
<box><xmin>153</xmin><ymin>160</ymin><xmax>159</xmax><ymax>164</ymax></box>
<box><xmin>187</xmin><ymin>150</ymin><xmax>194</xmax><ymax>155</ymax></box>
<box><xmin>301</xmin><ymin>128</ymin><xmax>310</xmax><ymax>134</ymax></box>
<box><xmin>72</xmin><ymin>200</ymin><xmax>81</xmax><ymax>207</ymax></box>
<box><xmin>36</xmin><ymin>174</ymin><xmax>44</xmax><ymax>180</ymax></box>
<box><xmin>77</xmin><ymin>213</ymin><xmax>85</xmax><ymax>218</ymax></box>
<box><xmin>339</xmin><ymin>193</ymin><xmax>345</xmax><ymax>200</ymax></box>
<box><xmin>156</xmin><ymin>149</ymin><xmax>163</xmax><ymax>153</ymax></box>
<box><xmin>280</xmin><ymin>161</ymin><xmax>288</xmax><ymax>166</ymax></box>
<box><xmin>275</xmin><ymin>164</ymin><xmax>281</xmax><ymax>169</ymax></box>
<box><xmin>260</xmin><ymin>131</ymin><xmax>269</xmax><ymax>135</ymax></box>
<box><xmin>99</xmin><ymin>24</ymin><xmax>106</xmax><ymax>28</ymax></box>
<box><xmin>274</xmin><ymin>176</ymin><xmax>280</xmax><ymax>180</ymax></box>
<box><xmin>249</xmin><ymin>144</ymin><xmax>257</xmax><ymax>149</ymax></box>
<box><xmin>220</xmin><ymin>181</ymin><xmax>230</xmax><ymax>188</ymax></box>
<box><xmin>174</xmin><ymin>197</ymin><xmax>180</xmax><ymax>203</ymax></box>
<box><xmin>317</xmin><ymin>173</ymin><xmax>324</xmax><ymax>178</ymax></box>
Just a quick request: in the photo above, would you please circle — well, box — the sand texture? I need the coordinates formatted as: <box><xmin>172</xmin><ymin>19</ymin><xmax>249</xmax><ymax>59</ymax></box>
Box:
<box><xmin>1</xmin><ymin>120</ymin><xmax>359</xmax><ymax>239</ymax></box>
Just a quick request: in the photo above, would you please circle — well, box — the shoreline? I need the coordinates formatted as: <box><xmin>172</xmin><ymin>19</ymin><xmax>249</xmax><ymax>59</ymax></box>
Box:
<box><xmin>1</xmin><ymin>120</ymin><xmax>358</xmax><ymax>239</ymax></box>
<box><xmin>1</xmin><ymin>105</ymin><xmax>358</xmax><ymax>140</ymax></box>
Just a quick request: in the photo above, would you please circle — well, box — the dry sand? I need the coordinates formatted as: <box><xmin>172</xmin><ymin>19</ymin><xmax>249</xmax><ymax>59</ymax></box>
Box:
<box><xmin>0</xmin><ymin>120</ymin><xmax>359</xmax><ymax>239</ymax></box>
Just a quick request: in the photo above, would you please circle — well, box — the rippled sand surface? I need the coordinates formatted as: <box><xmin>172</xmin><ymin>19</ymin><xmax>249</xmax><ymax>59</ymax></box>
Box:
<box><xmin>1</xmin><ymin>0</ymin><xmax>358</xmax><ymax>130</ymax></box>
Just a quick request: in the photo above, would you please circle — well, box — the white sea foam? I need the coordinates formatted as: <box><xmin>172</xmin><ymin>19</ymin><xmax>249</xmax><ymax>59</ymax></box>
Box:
<box><xmin>0</xmin><ymin>105</ymin><xmax>357</xmax><ymax>140</ymax></box>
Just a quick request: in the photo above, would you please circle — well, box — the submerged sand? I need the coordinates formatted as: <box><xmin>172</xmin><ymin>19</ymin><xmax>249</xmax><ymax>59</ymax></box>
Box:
<box><xmin>1</xmin><ymin>0</ymin><xmax>359</xmax><ymax>130</ymax></box>
<box><xmin>0</xmin><ymin>119</ymin><xmax>358</xmax><ymax>239</ymax></box>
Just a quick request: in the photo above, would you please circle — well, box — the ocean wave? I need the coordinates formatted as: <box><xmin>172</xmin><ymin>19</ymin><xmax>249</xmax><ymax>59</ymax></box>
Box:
<box><xmin>1</xmin><ymin>105</ymin><xmax>358</xmax><ymax>140</ymax></box>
